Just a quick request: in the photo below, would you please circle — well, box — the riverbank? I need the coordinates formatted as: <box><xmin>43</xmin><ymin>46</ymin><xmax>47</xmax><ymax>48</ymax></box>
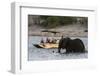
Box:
<box><xmin>28</xmin><ymin>24</ymin><xmax>88</xmax><ymax>37</ymax></box>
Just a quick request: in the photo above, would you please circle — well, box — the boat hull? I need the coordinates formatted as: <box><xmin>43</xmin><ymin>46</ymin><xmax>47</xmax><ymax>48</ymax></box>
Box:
<box><xmin>33</xmin><ymin>43</ymin><xmax>58</xmax><ymax>49</ymax></box>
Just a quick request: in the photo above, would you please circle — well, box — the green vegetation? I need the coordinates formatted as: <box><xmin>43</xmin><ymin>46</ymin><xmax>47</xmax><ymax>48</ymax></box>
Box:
<box><xmin>40</xmin><ymin>16</ymin><xmax>88</xmax><ymax>28</ymax></box>
<box><xmin>40</xmin><ymin>16</ymin><xmax>75</xmax><ymax>28</ymax></box>
<box><xmin>28</xmin><ymin>15</ymin><xmax>88</xmax><ymax>28</ymax></box>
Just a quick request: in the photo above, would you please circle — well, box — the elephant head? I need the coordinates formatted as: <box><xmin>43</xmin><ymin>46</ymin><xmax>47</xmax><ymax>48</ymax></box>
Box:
<box><xmin>58</xmin><ymin>37</ymin><xmax>70</xmax><ymax>53</ymax></box>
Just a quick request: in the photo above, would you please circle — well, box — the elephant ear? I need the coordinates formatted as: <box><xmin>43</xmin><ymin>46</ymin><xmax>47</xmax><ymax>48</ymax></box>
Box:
<box><xmin>65</xmin><ymin>37</ymin><xmax>71</xmax><ymax>45</ymax></box>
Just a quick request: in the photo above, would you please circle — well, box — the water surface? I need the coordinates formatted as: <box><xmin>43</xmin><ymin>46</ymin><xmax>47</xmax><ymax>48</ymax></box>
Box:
<box><xmin>28</xmin><ymin>36</ymin><xmax>88</xmax><ymax>61</ymax></box>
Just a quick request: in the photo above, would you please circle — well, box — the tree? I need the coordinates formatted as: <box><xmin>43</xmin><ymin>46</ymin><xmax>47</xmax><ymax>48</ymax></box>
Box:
<box><xmin>59</xmin><ymin>17</ymin><xmax>74</xmax><ymax>25</ymax></box>
<box><xmin>39</xmin><ymin>16</ymin><xmax>87</xmax><ymax>28</ymax></box>
<box><xmin>46</xmin><ymin>16</ymin><xmax>60</xmax><ymax>28</ymax></box>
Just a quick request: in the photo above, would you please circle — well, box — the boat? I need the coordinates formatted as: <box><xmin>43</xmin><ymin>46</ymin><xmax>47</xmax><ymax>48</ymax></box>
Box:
<box><xmin>33</xmin><ymin>29</ymin><xmax>60</xmax><ymax>49</ymax></box>
<box><xmin>33</xmin><ymin>43</ymin><xmax>59</xmax><ymax>49</ymax></box>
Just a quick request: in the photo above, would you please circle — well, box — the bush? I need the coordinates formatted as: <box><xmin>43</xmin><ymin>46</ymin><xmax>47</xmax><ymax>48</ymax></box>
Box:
<box><xmin>46</xmin><ymin>17</ymin><xmax>60</xmax><ymax>28</ymax></box>
<box><xmin>40</xmin><ymin>16</ymin><xmax>87</xmax><ymax>28</ymax></box>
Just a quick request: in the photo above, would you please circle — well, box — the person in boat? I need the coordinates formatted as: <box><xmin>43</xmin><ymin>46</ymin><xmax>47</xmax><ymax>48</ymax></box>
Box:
<box><xmin>54</xmin><ymin>39</ymin><xmax>57</xmax><ymax>43</ymax></box>
<box><xmin>40</xmin><ymin>38</ymin><xmax>45</xmax><ymax>47</ymax></box>
<box><xmin>51</xmin><ymin>38</ymin><xmax>57</xmax><ymax>44</ymax></box>
<box><xmin>40</xmin><ymin>38</ymin><xmax>44</xmax><ymax>44</ymax></box>
<box><xmin>46</xmin><ymin>37</ymin><xmax>50</xmax><ymax>43</ymax></box>
<box><xmin>51</xmin><ymin>38</ymin><xmax>53</xmax><ymax>43</ymax></box>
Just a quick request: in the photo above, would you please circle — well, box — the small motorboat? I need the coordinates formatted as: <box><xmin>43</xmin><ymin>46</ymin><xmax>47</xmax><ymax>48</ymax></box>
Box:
<box><xmin>33</xmin><ymin>43</ymin><xmax>58</xmax><ymax>49</ymax></box>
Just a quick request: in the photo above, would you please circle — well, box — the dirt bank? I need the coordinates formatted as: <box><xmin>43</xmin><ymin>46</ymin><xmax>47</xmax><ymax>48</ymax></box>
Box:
<box><xmin>28</xmin><ymin>24</ymin><xmax>88</xmax><ymax>37</ymax></box>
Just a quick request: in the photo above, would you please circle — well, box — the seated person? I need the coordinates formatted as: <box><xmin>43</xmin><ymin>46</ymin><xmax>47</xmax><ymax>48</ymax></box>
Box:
<box><xmin>40</xmin><ymin>38</ymin><xmax>44</xmax><ymax>44</ymax></box>
<box><xmin>51</xmin><ymin>38</ymin><xmax>57</xmax><ymax>44</ymax></box>
<box><xmin>46</xmin><ymin>37</ymin><xmax>50</xmax><ymax>43</ymax></box>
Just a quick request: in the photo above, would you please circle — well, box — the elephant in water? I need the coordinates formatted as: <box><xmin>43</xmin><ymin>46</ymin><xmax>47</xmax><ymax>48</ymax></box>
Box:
<box><xmin>58</xmin><ymin>37</ymin><xmax>85</xmax><ymax>53</ymax></box>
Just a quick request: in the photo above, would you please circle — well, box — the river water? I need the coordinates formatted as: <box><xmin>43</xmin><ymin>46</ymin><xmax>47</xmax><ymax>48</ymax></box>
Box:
<box><xmin>28</xmin><ymin>36</ymin><xmax>88</xmax><ymax>61</ymax></box>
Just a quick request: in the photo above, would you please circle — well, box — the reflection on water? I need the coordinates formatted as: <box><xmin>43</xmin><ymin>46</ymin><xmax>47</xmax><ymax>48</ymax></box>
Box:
<box><xmin>28</xmin><ymin>36</ymin><xmax>88</xmax><ymax>61</ymax></box>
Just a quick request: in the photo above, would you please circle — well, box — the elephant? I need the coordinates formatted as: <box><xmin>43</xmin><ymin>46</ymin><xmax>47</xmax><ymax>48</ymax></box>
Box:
<box><xmin>58</xmin><ymin>37</ymin><xmax>85</xmax><ymax>53</ymax></box>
